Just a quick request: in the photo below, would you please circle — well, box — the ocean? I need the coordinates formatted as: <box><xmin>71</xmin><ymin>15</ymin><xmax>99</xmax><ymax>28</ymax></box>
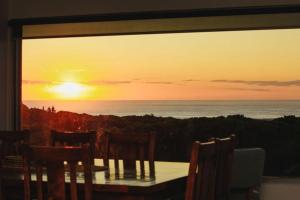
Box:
<box><xmin>23</xmin><ymin>100</ymin><xmax>300</xmax><ymax>119</ymax></box>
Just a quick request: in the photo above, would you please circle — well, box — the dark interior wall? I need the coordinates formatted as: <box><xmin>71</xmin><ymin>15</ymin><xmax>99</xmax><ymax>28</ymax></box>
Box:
<box><xmin>0</xmin><ymin>0</ymin><xmax>9</xmax><ymax>129</ymax></box>
<box><xmin>3</xmin><ymin>0</ymin><xmax>300</xmax><ymax>130</ymax></box>
<box><xmin>9</xmin><ymin>0</ymin><xmax>300</xmax><ymax>19</ymax></box>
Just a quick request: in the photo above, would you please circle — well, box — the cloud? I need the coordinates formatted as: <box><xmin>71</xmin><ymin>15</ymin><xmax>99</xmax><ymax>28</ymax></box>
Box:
<box><xmin>86</xmin><ymin>80</ymin><xmax>132</xmax><ymax>85</ymax></box>
<box><xmin>224</xmin><ymin>87</ymin><xmax>270</xmax><ymax>92</ymax></box>
<box><xmin>23</xmin><ymin>79</ymin><xmax>174</xmax><ymax>86</ymax></box>
<box><xmin>22</xmin><ymin>80</ymin><xmax>53</xmax><ymax>85</ymax></box>
<box><xmin>211</xmin><ymin>79</ymin><xmax>300</xmax><ymax>87</ymax></box>
<box><xmin>182</xmin><ymin>79</ymin><xmax>201</xmax><ymax>82</ymax></box>
<box><xmin>144</xmin><ymin>81</ymin><xmax>173</xmax><ymax>84</ymax></box>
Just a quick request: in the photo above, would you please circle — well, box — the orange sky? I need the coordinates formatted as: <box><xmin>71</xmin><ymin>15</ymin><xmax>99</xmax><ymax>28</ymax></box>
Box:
<box><xmin>22</xmin><ymin>29</ymin><xmax>300</xmax><ymax>100</ymax></box>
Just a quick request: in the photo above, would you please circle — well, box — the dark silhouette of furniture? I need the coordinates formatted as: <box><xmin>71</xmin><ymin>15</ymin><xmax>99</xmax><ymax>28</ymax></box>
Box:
<box><xmin>3</xmin><ymin>160</ymin><xmax>188</xmax><ymax>200</ymax></box>
<box><xmin>103</xmin><ymin>131</ymin><xmax>156</xmax><ymax>178</ymax></box>
<box><xmin>23</xmin><ymin>145</ymin><xmax>93</xmax><ymax>200</ymax></box>
<box><xmin>51</xmin><ymin>130</ymin><xmax>97</xmax><ymax>158</ymax></box>
<box><xmin>0</xmin><ymin>130</ymin><xmax>30</xmax><ymax>159</ymax></box>
<box><xmin>230</xmin><ymin>148</ymin><xmax>265</xmax><ymax>200</ymax></box>
<box><xmin>214</xmin><ymin>135</ymin><xmax>236</xmax><ymax>200</ymax></box>
<box><xmin>185</xmin><ymin>140</ymin><xmax>217</xmax><ymax>200</ymax></box>
<box><xmin>185</xmin><ymin>135</ymin><xmax>236</xmax><ymax>200</ymax></box>
<box><xmin>0</xmin><ymin>130</ymin><xmax>30</xmax><ymax>200</ymax></box>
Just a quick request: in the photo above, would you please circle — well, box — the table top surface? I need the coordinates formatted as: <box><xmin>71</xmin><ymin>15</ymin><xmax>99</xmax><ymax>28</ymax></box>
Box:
<box><xmin>93</xmin><ymin>160</ymin><xmax>189</xmax><ymax>187</ymax></box>
<box><xmin>3</xmin><ymin>159</ymin><xmax>189</xmax><ymax>191</ymax></box>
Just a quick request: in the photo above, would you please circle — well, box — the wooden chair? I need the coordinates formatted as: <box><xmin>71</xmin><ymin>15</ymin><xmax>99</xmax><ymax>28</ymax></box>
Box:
<box><xmin>103</xmin><ymin>131</ymin><xmax>156</xmax><ymax>178</ymax></box>
<box><xmin>185</xmin><ymin>141</ymin><xmax>217</xmax><ymax>200</ymax></box>
<box><xmin>214</xmin><ymin>135</ymin><xmax>236</xmax><ymax>200</ymax></box>
<box><xmin>23</xmin><ymin>145</ymin><xmax>93</xmax><ymax>200</ymax></box>
<box><xmin>0</xmin><ymin>130</ymin><xmax>30</xmax><ymax>200</ymax></box>
<box><xmin>0</xmin><ymin>130</ymin><xmax>30</xmax><ymax>160</ymax></box>
<box><xmin>51</xmin><ymin>130</ymin><xmax>97</xmax><ymax>159</ymax></box>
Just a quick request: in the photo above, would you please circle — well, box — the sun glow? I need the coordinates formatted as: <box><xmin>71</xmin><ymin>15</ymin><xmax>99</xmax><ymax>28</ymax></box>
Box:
<box><xmin>49</xmin><ymin>82</ymin><xmax>89</xmax><ymax>99</ymax></box>
<box><xmin>23</xmin><ymin>30</ymin><xmax>300</xmax><ymax>100</ymax></box>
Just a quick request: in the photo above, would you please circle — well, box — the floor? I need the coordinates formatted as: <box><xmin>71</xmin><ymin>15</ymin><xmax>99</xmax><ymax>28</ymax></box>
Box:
<box><xmin>261</xmin><ymin>177</ymin><xmax>300</xmax><ymax>200</ymax></box>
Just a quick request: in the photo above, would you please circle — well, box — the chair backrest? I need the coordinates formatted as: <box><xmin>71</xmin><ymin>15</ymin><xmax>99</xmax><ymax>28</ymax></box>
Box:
<box><xmin>214</xmin><ymin>135</ymin><xmax>236</xmax><ymax>200</ymax></box>
<box><xmin>23</xmin><ymin>145</ymin><xmax>93</xmax><ymax>200</ymax></box>
<box><xmin>51</xmin><ymin>130</ymin><xmax>96</xmax><ymax>157</ymax></box>
<box><xmin>103</xmin><ymin>131</ymin><xmax>155</xmax><ymax>178</ymax></box>
<box><xmin>185</xmin><ymin>141</ymin><xmax>217</xmax><ymax>200</ymax></box>
<box><xmin>0</xmin><ymin>130</ymin><xmax>30</xmax><ymax>159</ymax></box>
<box><xmin>0</xmin><ymin>130</ymin><xmax>30</xmax><ymax>200</ymax></box>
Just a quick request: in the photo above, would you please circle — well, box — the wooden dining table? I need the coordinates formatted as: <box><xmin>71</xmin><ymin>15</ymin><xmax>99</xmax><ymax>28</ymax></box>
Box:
<box><xmin>2</xmin><ymin>159</ymin><xmax>189</xmax><ymax>200</ymax></box>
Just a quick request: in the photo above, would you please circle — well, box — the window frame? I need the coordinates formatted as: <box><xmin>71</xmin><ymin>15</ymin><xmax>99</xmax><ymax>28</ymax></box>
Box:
<box><xmin>11</xmin><ymin>6</ymin><xmax>300</xmax><ymax>129</ymax></box>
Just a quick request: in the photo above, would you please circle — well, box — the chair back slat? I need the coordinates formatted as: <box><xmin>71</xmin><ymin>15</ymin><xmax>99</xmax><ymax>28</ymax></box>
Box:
<box><xmin>194</xmin><ymin>163</ymin><xmax>202</xmax><ymax>200</ymax></box>
<box><xmin>103</xmin><ymin>135</ymin><xmax>110</xmax><ymax>169</ymax></box>
<box><xmin>139</xmin><ymin>145</ymin><xmax>145</xmax><ymax>178</ymax></box>
<box><xmin>185</xmin><ymin>142</ymin><xmax>200</xmax><ymax>200</ymax></box>
<box><xmin>148</xmin><ymin>134</ymin><xmax>155</xmax><ymax>177</ymax></box>
<box><xmin>69</xmin><ymin>162</ymin><xmax>78</xmax><ymax>200</ymax></box>
<box><xmin>185</xmin><ymin>141</ymin><xmax>217</xmax><ymax>200</ymax></box>
<box><xmin>47</xmin><ymin>162</ymin><xmax>65</xmax><ymax>200</ymax></box>
<box><xmin>23</xmin><ymin>145</ymin><xmax>93</xmax><ymax>200</ymax></box>
<box><xmin>114</xmin><ymin>147</ymin><xmax>120</xmax><ymax>171</ymax></box>
<box><xmin>215</xmin><ymin>135</ymin><xmax>236</xmax><ymax>200</ymax></box>
<box><xmin>36</xmin><ymin>162</ymin><xmax>44</xmax><ymax>200</ymax></box>
<box><xmin>83</xmin><ymin>159</ymin><xmax>93</xmax><ymax>200</ymax></box>
<box><xmin>23</xmin><ymin>155</ymin><xmax>31</xmax><ymax>200</ymax></box>
<box><xmin>103</xmin><ymin>131</ymin><xmax>156</xmax><ymax>178</ymax></box>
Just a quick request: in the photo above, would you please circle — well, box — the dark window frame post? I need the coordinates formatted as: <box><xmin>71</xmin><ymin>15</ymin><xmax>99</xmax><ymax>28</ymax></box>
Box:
<box><xmin>12</xmin><ymin>25</ymin><xmax>22</xmax><ymax>130</ymax></box>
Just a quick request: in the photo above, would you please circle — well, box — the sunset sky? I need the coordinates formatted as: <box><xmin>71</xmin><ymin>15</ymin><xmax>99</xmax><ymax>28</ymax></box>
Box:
<box><xmin>22</xmin><ymin>29</ymin><xmax>300</xmax><ymax>100</ymax></box>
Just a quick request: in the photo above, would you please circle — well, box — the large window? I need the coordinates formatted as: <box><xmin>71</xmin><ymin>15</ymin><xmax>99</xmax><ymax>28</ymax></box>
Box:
<box><xmin>22</xmin><ymin>29</ymin><xmax>300</xmax><ymax>177</ymax></box>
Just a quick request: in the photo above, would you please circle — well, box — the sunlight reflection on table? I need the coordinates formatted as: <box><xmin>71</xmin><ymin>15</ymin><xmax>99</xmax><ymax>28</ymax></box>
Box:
<box><xmin>28</xmin><ymin>159</ymin><xmax>189</xmax><ymax>187</ymax></box>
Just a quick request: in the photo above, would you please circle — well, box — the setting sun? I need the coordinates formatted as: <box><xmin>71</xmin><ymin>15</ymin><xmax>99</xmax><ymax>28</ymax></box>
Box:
<box><xmin>23</xmin><ymin>30</ymin><xmax>300</xmax><ymax>100</ymax></box>
<box><xmin>49</xmin><ymin>82</ymin><xmax>89</xmax><ymax>99</ymax></box>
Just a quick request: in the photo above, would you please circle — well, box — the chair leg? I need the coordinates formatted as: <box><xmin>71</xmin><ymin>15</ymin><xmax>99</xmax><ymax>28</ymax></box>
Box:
<box><xmin>245</xmin><ymin>187</ymin><xmax>252</xmax><ymax>200</ymax></box>
<box><xmin>246</xmin><ymin>186</ymin><xmax>260</xmax><ymax>200</ymax></box>
<box><xmin>0</xmin><ymin>186</ymin><xmax>3</xmax><ymax>200</ymax></box>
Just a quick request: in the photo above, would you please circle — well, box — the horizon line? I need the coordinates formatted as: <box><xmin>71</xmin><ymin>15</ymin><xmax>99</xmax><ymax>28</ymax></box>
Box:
<box><xmin>22</xmin><ymin>99</ymin><xmax>300</xmax><ymax>101</ymax></box>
